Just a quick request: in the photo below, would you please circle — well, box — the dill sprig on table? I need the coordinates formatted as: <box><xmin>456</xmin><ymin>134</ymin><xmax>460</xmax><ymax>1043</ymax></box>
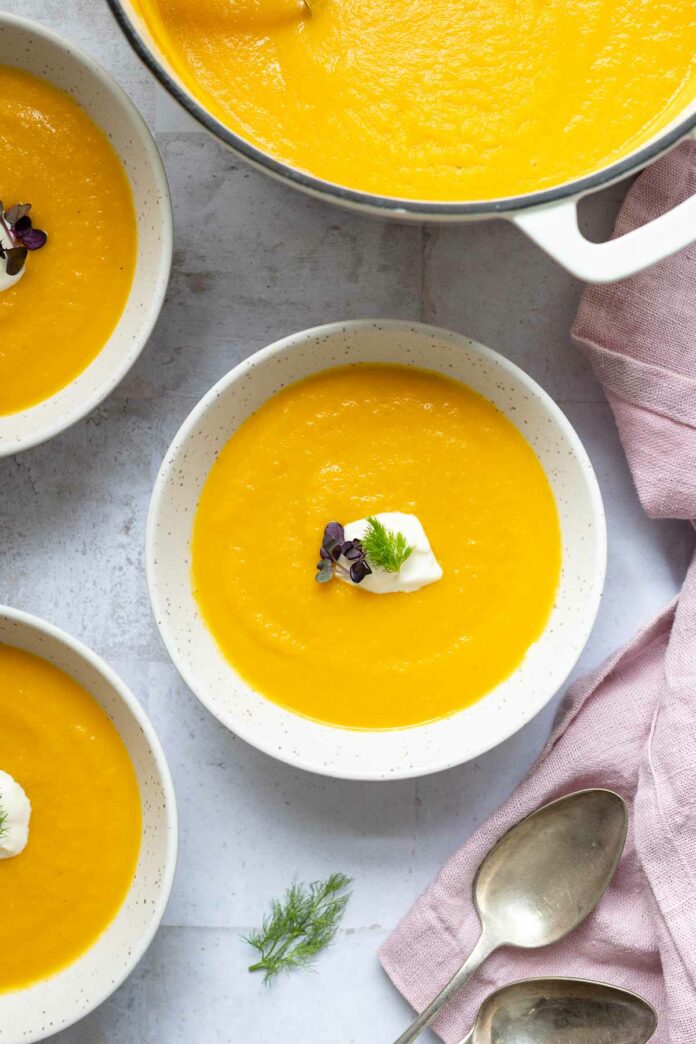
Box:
<box><xmin>244</xmin><ymin>873</ymin><xmax>352</xmax><ymax>984</ymax></box>
<box><xmin>363</xmin><ymin>516</ymin><xmax>414</xmax><ymax>573</ymax></box>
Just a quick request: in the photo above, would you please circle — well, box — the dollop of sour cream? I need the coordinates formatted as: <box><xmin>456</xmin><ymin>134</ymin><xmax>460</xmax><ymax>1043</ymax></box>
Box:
<box><xmin>0</xmin><ymin>222</ymin><xmax>24</xmax><ymax>294</ymax></box>
<box><xmin>338</xmin><ymin>512</ymin><xmax>443</xmax><ymax>594</ymax></box>
<box><xmin>0</xmin><ymin>770</ymin><xmax>31</xmax><ymax>859</ymax></box>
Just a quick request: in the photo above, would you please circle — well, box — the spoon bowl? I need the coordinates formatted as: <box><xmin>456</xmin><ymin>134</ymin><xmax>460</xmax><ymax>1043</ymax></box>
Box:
<box><xmin>394</xmin><ymin>790</ymin><xmax>628</xmax><ymax>1043</ymax></box>
<box><xmin>474</xmin><ymin>789</ymin><xmax>628</xmax><ymax>948</ymax></box>
<box><xmin>461</xmin><ymin>977</ymin><xmax>657</xmax><ymax>1044</ymax></box>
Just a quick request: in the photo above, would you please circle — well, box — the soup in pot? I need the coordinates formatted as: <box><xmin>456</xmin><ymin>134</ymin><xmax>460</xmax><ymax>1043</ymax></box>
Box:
<box><xmin>132</xmin><ymin>0</ymin><xmax>695</xmax><ymax>200</ymax></box>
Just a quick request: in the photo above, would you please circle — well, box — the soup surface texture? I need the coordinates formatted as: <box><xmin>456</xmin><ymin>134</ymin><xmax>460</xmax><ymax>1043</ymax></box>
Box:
<box><xmin>0</xmin><ymin>645</ymin><xmax>142</xmax><ymax>992</ymax></box>
<box><xmin>132</xmin><ymin>0</ymin><xmax>695</xmax><ymax>200</ymax></box>
<box><xmin>0</xmin><ymin>67</ymin><xmax>137</xmax><ymax>415</ymax></box>
<box><xmin>192</xmin><ymin>365</ymin><xmax>562</xmax><ymax>729</ymax></box>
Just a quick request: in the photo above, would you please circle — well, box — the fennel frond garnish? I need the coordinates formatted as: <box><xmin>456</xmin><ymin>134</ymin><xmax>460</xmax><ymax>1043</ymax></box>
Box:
<box><xmin>362</xmin><ymin>515</ymin><xmax>414</xmax><ymax>573</ymax></box>
<box><xmin>245</xmin><ymin>873</ymin><xmax>352</xmax><ymax>983</ymax></box>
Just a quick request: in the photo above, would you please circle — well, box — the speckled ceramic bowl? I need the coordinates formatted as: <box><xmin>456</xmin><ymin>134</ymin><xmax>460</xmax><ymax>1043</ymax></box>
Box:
<box><xmin>0</xmin><ymin>606</ymin><xmax>177</xmax><ymax>1044</ymax></box>
<box><xmin>0</xmin><ymin>13</ymin><xmax>172</xmax><ymax>456</ymax></box>
<box><xmin>147</xmin><ymin>320</ymin><xmax>606</xmax><ymax>781</ymax></box>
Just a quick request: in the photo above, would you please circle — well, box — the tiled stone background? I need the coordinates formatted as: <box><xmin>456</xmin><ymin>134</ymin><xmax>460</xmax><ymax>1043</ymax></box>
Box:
<box><xmin>2</xmin><ymin>4</ymin><xmax>693</xmax><ymax>1041</ymax></box>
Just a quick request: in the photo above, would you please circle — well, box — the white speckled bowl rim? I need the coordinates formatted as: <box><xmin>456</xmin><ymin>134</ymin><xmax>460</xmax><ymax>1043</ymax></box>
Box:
<box><xmin>0</xmin><ymin>13</ymin><xmax>172</xmax><ymax>456</ymax></box>
<box><xmin>147</xmin><ymin>319</ymin><xmax>607</xmax><ymax>781</ymax></box>
<box><xmin>0</xmin><ymin>606</ymin><xmax>178</xmax><ymax>1044</ymax></box>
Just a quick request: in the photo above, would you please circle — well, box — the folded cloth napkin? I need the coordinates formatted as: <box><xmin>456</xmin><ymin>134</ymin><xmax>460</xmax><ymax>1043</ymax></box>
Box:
<box><xmin>379</xmin><ymin>140</ymin><xmax>696</xmax><ymax>1044</ymax></box>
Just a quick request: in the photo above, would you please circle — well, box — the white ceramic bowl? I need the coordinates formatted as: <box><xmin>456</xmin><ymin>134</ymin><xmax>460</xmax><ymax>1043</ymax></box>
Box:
<box><xmin>0</xmin><ymin>606</ymin><xmax>177</xmax><ymax>1044</ymax></box>
<box><xmin>0</xmin><ymin>13</ymin><xmax>172</xmax><ymax>456</ymax></box>
<box><xmin>147</xmin><ymin>320</ymin><xmax>606</xmax><ymax>781</ymax></box>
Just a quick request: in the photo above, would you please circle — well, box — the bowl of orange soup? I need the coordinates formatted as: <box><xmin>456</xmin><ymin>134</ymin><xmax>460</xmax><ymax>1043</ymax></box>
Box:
<box><xmin>108</xmin><ymin>0</ymin><xmax>696</xmax><ymax>281</ymax></box>
<box><xmin>0</xmin><ymin>13</ymin><xmax>171</xmax><ymax>456</ymax></box>
<box><xmin>0</xmin><ymin>605</ymin><xmax>177</xmax><ymax>1044</ymax></box>
<box><xmin>147</xmin><ymin>320</ymin><xmax>606</xmax><ymax>780</ymax></box>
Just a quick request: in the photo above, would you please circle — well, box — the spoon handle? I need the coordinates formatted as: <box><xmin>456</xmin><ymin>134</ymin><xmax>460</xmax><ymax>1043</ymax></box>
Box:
<box><xmin>392</xmin><ymin>933</ymin><xmax>495</xmax><ymax>1044</ymax></box>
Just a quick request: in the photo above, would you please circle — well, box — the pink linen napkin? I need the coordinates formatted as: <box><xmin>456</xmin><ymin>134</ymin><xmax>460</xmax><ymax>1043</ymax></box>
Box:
<box><xmin>379</xmin><ymin>140</ymin><xmax>696</xmax><ymax>1044</ymax></box>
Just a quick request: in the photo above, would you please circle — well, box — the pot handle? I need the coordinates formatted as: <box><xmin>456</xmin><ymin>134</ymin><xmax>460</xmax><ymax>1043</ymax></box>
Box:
<box><xmin>512</xmin><ymin>188</ymin><xmax>696</xmax><ymax>283</ymax></box>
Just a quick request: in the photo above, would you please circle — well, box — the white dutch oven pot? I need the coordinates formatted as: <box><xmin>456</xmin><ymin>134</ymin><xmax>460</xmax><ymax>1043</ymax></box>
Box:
<box><xmin>108</xmin><ymin>0</ymin><xmax>696</xmax><ymax>283</ymax></box>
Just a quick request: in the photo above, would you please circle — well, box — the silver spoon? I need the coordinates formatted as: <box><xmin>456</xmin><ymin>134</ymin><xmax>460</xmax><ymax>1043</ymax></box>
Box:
<box><xmin>394</xmin><ymin>789</ymin><xmax>628</xmax><ymax>1044</ymax></box>
<box><xmin>457</xmin><ymin>977</ymin><xmax>656</xmax><ymax>1044</ymax></box>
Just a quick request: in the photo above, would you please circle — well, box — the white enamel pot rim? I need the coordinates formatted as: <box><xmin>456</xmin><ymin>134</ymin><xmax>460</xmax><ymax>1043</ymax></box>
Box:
<box><xmin>147</xmin><ymin>318</ymin><xmax>607</xmax><ymax>782</ymax></box>
<box><xmin>107</xmin><ymin>0</ymin><xmax>696</xmax><ymax>283</ymax></box>
<box><xmin>0</xmin><ymin>12</ymin><xmax>172</xmax><ymax>457</ymax></box>
<box><xmin>0</xmin><ymin>604</ymin><xmax>178</xmax><ymax>1044</ymax></box>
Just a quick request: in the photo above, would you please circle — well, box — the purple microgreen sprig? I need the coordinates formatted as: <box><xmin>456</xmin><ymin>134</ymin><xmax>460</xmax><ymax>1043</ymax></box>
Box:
<box><xmin>5</xmin><ymin>203</ymin><xmax>48</xmax><ymax>250</ymax></box>
<box><xmin>0</xmin><ymin>201</ymin><xmax>48</xmax><ymax>278</ymax></box>
<box><xmin>0</xmin><ymin>241</ymin><xmax>27</xmax><ymax>277</ymax></box>
<box><xmin>316</xmin><ymin>522</ymin><xmax>372</xmax><ymax>585</ymax></box>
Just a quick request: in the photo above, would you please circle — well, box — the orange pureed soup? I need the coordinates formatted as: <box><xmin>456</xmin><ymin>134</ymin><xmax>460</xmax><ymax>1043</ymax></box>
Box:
<box><xmin>0</xmin><ymin>645</ymin><xmax>142</xmax><ymax>992</ymax></box>
<box><xmin>0</xmin><ymin>67</ymin><xmax>137</xmax><ymax>415</ymax></box>
<box><xmin>132</xmin><ymin>0</ymin><xmax>696</xmax><ymax>200</ymax></box>
<box><xmin>192</xmin><ymin>365</ymin><xmax>562</xmax><ymax>729</ymax></box>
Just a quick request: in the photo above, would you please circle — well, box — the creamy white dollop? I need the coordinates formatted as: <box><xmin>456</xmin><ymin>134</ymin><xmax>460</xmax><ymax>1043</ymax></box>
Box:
<box><xmin>0</xmin><ymin>770</ymin><xmax>31</xmax><ymax>859</ymax></box>
<box><xmin>338</xmin><ymin>512</ymin><xmax>443</xmax><ymax>594</ymax></box>
<box><xmin>0</xmin><ymin>222</ymin><xmax>24</xmax><ymax>294</ymax></box>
